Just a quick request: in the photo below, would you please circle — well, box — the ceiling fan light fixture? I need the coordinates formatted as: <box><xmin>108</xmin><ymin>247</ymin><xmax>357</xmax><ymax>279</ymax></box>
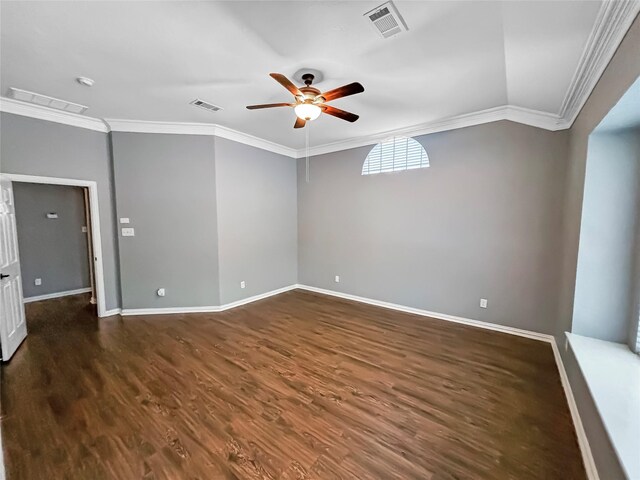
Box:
<box><xmin>294</xmin><ymin>103</ymin><xmax>322</xmax><ymax>121</ymax></box>
<box><xmin>247</xmin><ymin>73</ymin><xmax>363</xmax><ymax>127</ymax></box>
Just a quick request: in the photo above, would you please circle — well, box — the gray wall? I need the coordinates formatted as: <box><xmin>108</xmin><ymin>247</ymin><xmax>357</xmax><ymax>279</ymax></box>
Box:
<box><xmin>558</xmin><ymin>16</ymin><xmax>640</xmax><ymax>342</ymax></box>
<box><xmin>298</xmin><ymin>120</ymin><xmax>568</xmax><ymax>334</ymax></box>
<box><xmin>14</xmin><ymin>183</ymin><xmax>90</xmax><ymax>297</ymax></box>
<box><xmin>573</xmin><ymin>129</ymin><xmax>640</xmax><ymax>343</ymax></box>
<box><xmin>1</xmin><ymin>117</ymin><xmax>298</xmax><ymax>311</ymax></box>
<box><xmin>557</xmin><ymin>13</ymin><xmax>640</xmax><ymax>480</ymax></box>
<box><xmin>110</xmin><ymin>132</ymin><xmax>219</xmax><ymax>309</ymax></box>
<box><xmin>0</xmin><ymin>112</ymin><xmax>120</xmax><ymax>311</ymax></box>
<box><xmin>215</xmin><ymin>137</ymin><xmax>298</xmax><ymax>304</ymax></box>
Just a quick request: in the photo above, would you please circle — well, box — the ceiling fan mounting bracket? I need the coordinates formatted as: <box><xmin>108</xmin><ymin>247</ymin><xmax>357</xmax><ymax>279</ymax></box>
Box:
<box><xmin>302</xmin><ymin>73</ymin><xmax>315</xmax><ymax>86</ymax></box>
<box><xmin>293</xmin><ymin>68</ymin><xmax>324</xmax><ymax>86</ymax></box>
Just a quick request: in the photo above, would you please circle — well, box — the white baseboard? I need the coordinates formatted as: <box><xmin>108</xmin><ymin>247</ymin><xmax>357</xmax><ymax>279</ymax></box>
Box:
<box><xmin>94</xmin><ymin>282</ymin><xmax>597</xmax><ymax>478</ymax></box>
<box><xmin>121</xmin><ymin>305</ymin><xmax>220</xmax><ymax>316</ymax></box>
<box><xmin>102</xmin><ymin>308</ymin><xmax>122</xmax><ymax>317</ymax></box>
<box><xmin>23</xmin><ymin>287</ymin><xmax>92</xmax><ymax>304</ymax></box>
<box><xmin>296</xmin><ymin>283</ymin><xmax>597</xmax><ymax>480</ymax></box>
<box><xmin>296</xmin><ymin>284</ymin><xmax>554</xmax><ymax>342</ymax></box>
<box><xmin>549</xmin><ymin>338</ymin><xmax>599</xmax><ymax>480</ymax></box>
<box><xmin>217</xmin><ymin>284</ymin><xmax>299</xmax><ymax>312</ymax></box>
<box><xmin>119</xmin><ymin>284</ymin><xmax>298</xmax><ymax>316</ymax></box>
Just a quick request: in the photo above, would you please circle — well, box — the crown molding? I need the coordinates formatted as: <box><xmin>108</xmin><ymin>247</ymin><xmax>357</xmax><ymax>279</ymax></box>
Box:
<box><xmin>0</xmin><ymin>96</ymin><xmax>565</xmax><ymax>159</ymax></box>
<box><xmin>1</xmin><ymin>4</ymin><xmax>637</xmax><ymax>156</ymax></box>
<box><xmin>293</xmin><ymin>105</ymin><xmax>566</xmax><ymax>158</ymax></box>
<box><xmin>558</xmin><ymin>0</ymin><xmax>640</xmax><ymax>127</ymax></box>
<box><xmin>104</xmin><ymin>119</ymin><xmax>298</xmax><ymax>158</ymax></box>
<box><xmin>504</xmin><ymin>105</ymin><xmax>569</xmax><ymax>131</ymax></box>
<box><xmin>105</xmin><ymin>118</ymin><xmax>216</xmax><ymax>136</ymax></box>
<box><xmin>212</xmin><ymin>124</ymin><xmax>298</xmax><ymax>158</ymax></box>
<box><xmin>0</xmin><ymin>96</ymin><xmax>109</xmax><ymax>132</ymax></box>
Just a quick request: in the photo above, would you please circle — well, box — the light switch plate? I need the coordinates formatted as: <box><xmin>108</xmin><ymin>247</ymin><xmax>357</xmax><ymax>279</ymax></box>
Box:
<box><xmin>121</xmin><ymin>227</ymin><xmax>135</xmax><ymax>237</ymax></box>
<box><xmin>480</xmin><ymin>298</ymin><xmax>488</xmax><ymax>308</ymax></box>
<box><xmin>34</xmin><ymin>278</ymin><xmax>42</xmax><ymax>286</ymax></box>
<box><xmin>82</xmin><ymin>226</ymin><xmax>88</xmax><ymax>233</ymax></box>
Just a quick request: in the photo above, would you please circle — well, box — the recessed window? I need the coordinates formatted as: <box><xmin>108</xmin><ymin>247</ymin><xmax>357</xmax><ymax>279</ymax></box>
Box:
<box><xmin>362</xmin><ymin>136</ymin><xmax>429</xmax><ymax>175</ymax></box>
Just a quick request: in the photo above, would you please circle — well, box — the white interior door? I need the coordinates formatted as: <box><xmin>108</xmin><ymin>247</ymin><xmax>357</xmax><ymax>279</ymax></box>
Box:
<box><xmin>0</xmin><ymin>178</ymin><xmax>27</xmax><ymax>361</ymax></box>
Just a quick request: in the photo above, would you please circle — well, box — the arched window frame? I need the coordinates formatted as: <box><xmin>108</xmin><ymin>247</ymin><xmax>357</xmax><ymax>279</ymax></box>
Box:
<box><xmin>362</xmin><ymin>136</ymin><xmax>429</xmax><ymax>175</ymax></box>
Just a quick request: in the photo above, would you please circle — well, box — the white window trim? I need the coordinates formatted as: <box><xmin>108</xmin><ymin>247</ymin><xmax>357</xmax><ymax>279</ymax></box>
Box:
<box><xmin>362</xmin><ymin>136</ymin><xmax>429</xmax><ymax>175</ymax></box>
<box><xmin>566</xmin><ymin>333</ymin><xmax>640</xmax><ymax>479</ymax></box>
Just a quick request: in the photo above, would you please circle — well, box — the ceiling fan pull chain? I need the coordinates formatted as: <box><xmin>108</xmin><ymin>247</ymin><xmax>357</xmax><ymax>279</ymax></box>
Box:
<box><xmin>305</xmin><ymin>124</ymin><xmax>310</xmax><ymax>183</ymax></box>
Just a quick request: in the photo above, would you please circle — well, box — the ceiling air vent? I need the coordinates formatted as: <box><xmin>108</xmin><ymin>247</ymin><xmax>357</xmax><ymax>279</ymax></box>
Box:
<box><xmin>364</xmin><ymin>1</ymin><xmax>408</xmax><ymax>39</ymax></box>
<box><xmin>8</xmin><ymin>87</ymin><xmax>88</xmax><ymax>114</ymax></box>
<box><xmin>190</xmin><ymin>98</ymin><xmax>223</xmax><ymax>113</ymax></box>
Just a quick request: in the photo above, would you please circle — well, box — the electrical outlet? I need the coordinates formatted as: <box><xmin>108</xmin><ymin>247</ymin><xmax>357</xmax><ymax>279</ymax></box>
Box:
<box><xmin>480</xmin><ymin>298</ymin><xmax>488</xmax><ymax>308</ymax></box>
<box><xmin>82</xmin><ymin>226</ymin><xmax>88</xmax><ymax>233</ymax></box>
<box><xmin>240</xmin><ymin>281</ymin><xmax>246</xmax><ymax>289</ymax></box>
<box><xmin>335</xmin><ymin>275</ymin><xmax>340</xmax><ymax>283</ymax></box>
<box><xmin>121</xmin><ymin>227</ymin><xmax>135</xmax><ymax>237</ymax></box>
<box><xmin>34</xmin><ymin>278</ymin><xmax>42</xmax><ymax>286</ymax></box>
<box><xmin>157</xmin><ymin>288</ymin><xmax>165</xmax><ymax>297</ymax></box>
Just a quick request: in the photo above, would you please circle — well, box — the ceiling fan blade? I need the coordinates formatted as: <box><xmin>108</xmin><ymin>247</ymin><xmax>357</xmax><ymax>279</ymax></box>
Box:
<box><xmin>294</xmin><ymin>117</ymin><xmax>306</xmax><ymax>129</ymax></box>
<box><xmin>321</xmin><ymin>82</ymin><xmax>364</xmax><ymax>102</ymax></box>
<box><xmin>246</xmin><ymin>103</ymin><xmax>293</xmax><ymax>110</ymax></box>
<box><xmin>270</xmin><ymin>73</ymin><xmax>302</xmax><ymax>97</ymax></box>
<box><xmin>321</xmin><ymin>105</ymin><xmax>359</xmax><ymax>122</ymax></box>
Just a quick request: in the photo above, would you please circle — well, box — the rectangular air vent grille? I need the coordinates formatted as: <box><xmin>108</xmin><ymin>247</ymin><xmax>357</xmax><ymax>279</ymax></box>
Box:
<box><xmin>190</xmin><ymin>98</ymin><xmax>223</xmax><ymax>113</ymax></box>
<box><xmin>364</xmin><ymin>1</ymin><xmax>408</xmax><ymax>39</ymax></box>
<box><xmin>8</xmin><ymin>87</ymin><xmax>88</xmax><ymax>114</ymax></box>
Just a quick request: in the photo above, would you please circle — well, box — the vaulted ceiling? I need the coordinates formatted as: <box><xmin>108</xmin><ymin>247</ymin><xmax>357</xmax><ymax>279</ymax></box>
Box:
<box><xmin>0</xmin><ymin>1</ymin><xmax>636</xmax><ymax>151</ymax></box>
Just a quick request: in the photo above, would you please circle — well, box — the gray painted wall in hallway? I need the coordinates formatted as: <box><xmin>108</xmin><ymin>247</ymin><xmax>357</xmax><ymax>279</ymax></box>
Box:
<box><xmin>557</xmin><ymin>14</ymin><xmax>640</xmax><ymax>480</ymax></box>
<box><xmin>215</xmin><ymin>137</ymin><xmax>297</xmax><ymax>304</ymax></box>
<box><xmin>573</xmin><ymin>129</ymin><xmax>640</xmax><ymax>343</ymax></box>
<box><xmin>298</xmin><ymin>120</ymin><xmax>568</xmax><ymax>334</ymax></box>
<box><xmin>14</xmin><ymin>183</ymin><xmax>90</xmax><ymax>298</ymax></box>
<box><xmin>110</xmin><ymin>132</ymin><xmax>219</xmax><ymax>309</ymax></box>
<box><xmin>0</xmin><ymin>112</ymin><xmax>120</xmax><ymax>310</ymax></box>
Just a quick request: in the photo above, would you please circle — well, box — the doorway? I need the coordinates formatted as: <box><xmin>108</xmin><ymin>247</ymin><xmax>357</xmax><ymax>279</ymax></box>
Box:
<box><xmin>14</xmin><ymin>183</ymin><xmax>95</xmax><ymax>306</ymax></box>
<box><xmin>0</xmin><ymin>174</ymin><xmax>107</xmax><ymax>361</ymax></box>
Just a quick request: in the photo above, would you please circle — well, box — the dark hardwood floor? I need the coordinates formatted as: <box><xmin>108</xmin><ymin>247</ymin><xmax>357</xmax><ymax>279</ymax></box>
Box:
<box><xmin>1</xmin><ymin>290</ymin><xmax>585</xmax><ymax>479</ymax></box>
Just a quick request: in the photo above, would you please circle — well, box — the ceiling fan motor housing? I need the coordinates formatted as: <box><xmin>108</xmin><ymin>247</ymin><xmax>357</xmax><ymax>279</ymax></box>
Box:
<box><xmin>300</xmin><ymin>87</ymin><xmax>322</xmax><ymax>102</ymax></box>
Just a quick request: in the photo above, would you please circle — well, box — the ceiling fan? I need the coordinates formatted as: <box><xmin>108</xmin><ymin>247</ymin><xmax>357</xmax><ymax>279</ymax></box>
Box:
<box><xmin>246</xmin><ymin>73</ymin><xmax>364</xmax><ymax>128</ymax></box>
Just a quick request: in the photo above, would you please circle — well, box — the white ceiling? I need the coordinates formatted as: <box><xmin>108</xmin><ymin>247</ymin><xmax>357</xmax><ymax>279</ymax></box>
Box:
<box><xmin>0</xmin><ymin>1</ymin><xmax>604</xmax><ymax>149</ymax></box>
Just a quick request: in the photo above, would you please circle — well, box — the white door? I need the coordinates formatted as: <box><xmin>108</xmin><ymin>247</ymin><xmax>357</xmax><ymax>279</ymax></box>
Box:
<box><xmin>0</xmin><ymin>178</ymin><xmax>27</xmax><ymax>361</ymax></box>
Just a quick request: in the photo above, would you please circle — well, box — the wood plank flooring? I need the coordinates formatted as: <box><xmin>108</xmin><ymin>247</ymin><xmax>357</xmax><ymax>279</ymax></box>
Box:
<box><xmin>1</xmin><ymin>290</ymin><xmax>585</xmax><ymax>479</ymax></box>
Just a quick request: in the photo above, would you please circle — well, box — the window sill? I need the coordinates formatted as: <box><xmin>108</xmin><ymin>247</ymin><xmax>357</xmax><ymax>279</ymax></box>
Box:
<box><xmin>566</xmin><ymin>333</ymin><xmax>640</xmax><ymax>479</ymax></box>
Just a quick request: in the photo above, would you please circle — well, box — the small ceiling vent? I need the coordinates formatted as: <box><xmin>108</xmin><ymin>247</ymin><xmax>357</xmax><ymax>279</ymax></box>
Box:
<box><xmin>190</xmin><ymin>98</ymin><xmax>223</xmax><ymax>113</ymax></box>
<box><xmin>8</xmin><ymin>87</ymin><xmax>88</xmax><ymax>114</ymax></box>
<box><xmin>364</xmin><ymin>1</ymin><xmax>408</xmax><ymax>39</ymax></box>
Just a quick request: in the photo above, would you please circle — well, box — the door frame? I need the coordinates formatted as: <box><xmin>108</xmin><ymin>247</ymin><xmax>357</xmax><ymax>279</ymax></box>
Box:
<box><xmin>0</xmin><ymin>173</ymin><xmax>108</xmax><ymax>317</ymax></box>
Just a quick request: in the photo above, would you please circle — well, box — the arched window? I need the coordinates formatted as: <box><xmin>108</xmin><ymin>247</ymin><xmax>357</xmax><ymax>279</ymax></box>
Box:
<box><xmin>362</xmin><ymin>136</ymin><xmax>429</xmax><ymax>175</ymax></box>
